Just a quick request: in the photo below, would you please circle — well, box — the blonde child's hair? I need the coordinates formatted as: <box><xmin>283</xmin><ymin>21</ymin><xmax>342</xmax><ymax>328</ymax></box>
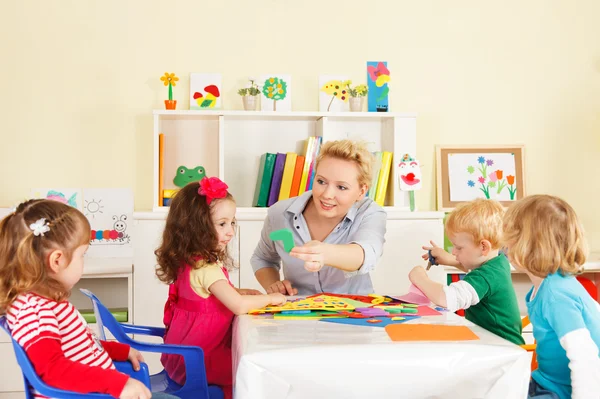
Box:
<box><xmin>316</xmin><ymin>139</ymin><xmax>374</xmax><ymax>188</ymax></box>
<box><xmin>446</xmin><ymin>198</ymin><xmax>504</xmax><ymax>249</ymax></box>
<box><xmin>503</xmin><ymin>195</ymin><xmax>587</xmax><ymax>277</ymax></box>
<box><xmin>0</xmin><ymin>199</ymin><xmax>91</xmax><ymax>313</ymax></box>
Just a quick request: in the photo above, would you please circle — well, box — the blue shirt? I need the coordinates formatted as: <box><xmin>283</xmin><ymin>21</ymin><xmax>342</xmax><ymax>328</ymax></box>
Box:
<box><xmin>527</xmin><ymin>272</ymin><xmax>600</xmax><ymax>399</ymax></box>
<box><xmin>250</xmin><ymin>191</ymin><xmax>387</xmax><ymax>295</ymax></box>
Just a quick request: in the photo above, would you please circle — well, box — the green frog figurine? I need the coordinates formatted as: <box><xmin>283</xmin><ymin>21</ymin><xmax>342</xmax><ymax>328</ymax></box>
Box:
<box><xmin>173</xmin><ymin>165</ymin><xmax>206</xmax><ymax>187</ymax></box>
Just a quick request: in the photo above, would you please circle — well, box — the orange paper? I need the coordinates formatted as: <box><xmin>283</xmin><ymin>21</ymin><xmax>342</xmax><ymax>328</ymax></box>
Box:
<box><xmin>385</xmin><ymin>323</ymin><xmax>479</xmax><ymax>341</ymax></box>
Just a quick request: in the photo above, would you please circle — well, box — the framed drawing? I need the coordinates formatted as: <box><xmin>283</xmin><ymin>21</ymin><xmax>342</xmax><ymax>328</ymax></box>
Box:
<box><xmin>436</xmin><ymin>145</ymin><xmax>525</xmax><ymax>211</ymax></box>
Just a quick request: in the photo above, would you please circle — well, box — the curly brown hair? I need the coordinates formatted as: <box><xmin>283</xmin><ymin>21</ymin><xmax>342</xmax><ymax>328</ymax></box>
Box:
<box><xmin>0</xmin><ymin>199</ymin><xmax>90</xmax><ymax>314</ymax></box>
<box><xmin>155</xmin><ymin>181</ymin><xmax>236</xmax><ymax>284</ymax></box>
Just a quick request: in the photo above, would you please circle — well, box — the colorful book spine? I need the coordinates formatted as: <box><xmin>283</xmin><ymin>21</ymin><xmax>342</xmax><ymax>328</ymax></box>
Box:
<box><xmin>289</xmin><ymin>155</ymin><xmax>305</xmax><ymax>198</ymax></box>
<box><xmin>267</xmin><ymin>153</ymin><xmax>287</xmax><ymax>207</ymax></box>
<box><xmin>368</xmin><ymin>151</ymin><xmax>383</xmax><ymax>200</ymax></box>
<box><xmin>307</xmin><ymin>136</ymin><xmax>323</xmax><ymax>191</ymax></box>
<box><xmin>374</xmin><ymin>151</ymin><xmax>392</xmax><ymax>206</ymax></box>
<box><xmin>158</xmin><ymin>133</ymin><xmax>164</xmax><ymax>206</ymax></box>
<box><xmin>299</xmin><ymin>137</ymin><xmax>315</xmax><ymax>193</ymax></box>
<box><xmin>278</xmin><ymin>152</ymin><xmax>297</xmax><ymax>201</ymax></box>
<box><xmin>253</xmin><ymin>153</ymin><xmax>276</xmax><ymax>207</ymax></box>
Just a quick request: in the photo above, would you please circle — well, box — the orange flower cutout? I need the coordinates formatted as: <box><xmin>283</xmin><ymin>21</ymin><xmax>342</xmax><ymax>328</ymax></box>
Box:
<box><xmin>496</xmin><ymin>170</ymin><xmax>503</xmax><ymax>180</ymax></box>
<box><xmin>160</xmin><ymin>72</ymin><xmax>179</xmax><ymax>87</ymax></box>
<box><xmin>507</xmin><ymin>175</ymin><xmax>515</xmax><ymax>185</ymax></box>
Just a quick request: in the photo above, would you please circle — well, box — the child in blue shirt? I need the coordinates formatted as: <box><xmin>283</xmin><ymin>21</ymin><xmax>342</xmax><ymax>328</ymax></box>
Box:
<box><xmin>503</xmin><ymin>195</ymin><xmax>600</xmax><ymax>399</ymax></box>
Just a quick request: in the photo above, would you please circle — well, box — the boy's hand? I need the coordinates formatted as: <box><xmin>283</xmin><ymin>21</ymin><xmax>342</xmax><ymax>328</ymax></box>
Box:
<box><xmin>119</xmin><ymin>378</ymin><xmax>151</xmax><ymax>399</ymax></box>
<box><xmin>409</xmin><ymin>266</ymin><xmax>428</xmax><ymax>284</ymax></box>
<box><xmin>127</xmin><ymin>348</ymin><xmax>145</xmax><ymax>372</ymax></box>
<box><xmin>268</xmin><ymin>293</ymin><xmax>287</xmax><ymax>306</ymax></box>
<box><xmin>422</xmin><ymin>241</ymin><xmax>458</xmax><ymax>266</ymax></box>
<box><xmin>237</xmin><ymin>288</ymin><xmax>263</xmax><ymax>295</ymax></box>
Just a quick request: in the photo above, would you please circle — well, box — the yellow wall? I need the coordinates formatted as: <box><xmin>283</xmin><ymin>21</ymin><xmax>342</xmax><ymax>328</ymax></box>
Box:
<box><xmin>1</xmin><ymin>0</ymin><xmax>599</xmax><ymax>250</ymax></box>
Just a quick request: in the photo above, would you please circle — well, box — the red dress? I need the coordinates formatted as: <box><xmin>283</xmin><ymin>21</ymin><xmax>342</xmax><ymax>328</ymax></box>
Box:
<box><xmin>162</xmin><ymin>263</ymin><xmax>234</xmax><ymax>399</ymax></box>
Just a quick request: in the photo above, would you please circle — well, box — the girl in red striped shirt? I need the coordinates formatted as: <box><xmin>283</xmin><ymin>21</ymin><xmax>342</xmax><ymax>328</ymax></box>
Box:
<box><xmin>0</xmin><ymin>199</ymin><xmax>162</xmax><ymax>399</ymax></box>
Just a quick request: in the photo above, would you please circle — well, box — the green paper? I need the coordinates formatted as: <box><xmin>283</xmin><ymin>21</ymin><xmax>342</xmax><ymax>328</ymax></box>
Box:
<box><xmin>409</xmin><ymin>191</ymin><xmax>415</xmax><ymax>212</ymax></box>
<box><xmin>173</xmin><ymin>165</ymin><xmax>206</xmax><ymax>188</ymax></box>
<box><xmin>80</xmin><ymin>308</ymin><xmax>128</xmax><ymax>323</ymax></box>
<box><xmin>270</xmin><ymin>228</ymin><xmax>294</xmax><ymax>252</ymax></box>
<box><xmin>168</xmin><ymin>83</ymin><xmax>173</xmax><ymax>101</ymax></box>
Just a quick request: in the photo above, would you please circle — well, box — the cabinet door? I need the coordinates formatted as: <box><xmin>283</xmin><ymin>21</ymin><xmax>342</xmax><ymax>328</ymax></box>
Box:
<box><xmin>238</xmin><ymin>221</ymin><xmax>283</xmax><ymax>292</ymax></box>
<box><xmin>370</xmin><ymin>219</ymin><xmax>445</xmax><ymax>295</ymax></box>
<box><xmin>133</xmin><ymin>219</ymin><xmax>168</xmax><ymax>328</ymax></box>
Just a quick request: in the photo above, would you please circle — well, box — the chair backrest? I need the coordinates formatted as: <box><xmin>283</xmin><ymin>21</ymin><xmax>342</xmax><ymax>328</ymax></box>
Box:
<box><xmin>79</xmin><ymin>289</ymin><xmax>134</xmax><ymax>345</ymax></box>
<box><xmin>0</xmin><ymin>316</ymin><xmax>112</xmax><ymax>399</ymax></box>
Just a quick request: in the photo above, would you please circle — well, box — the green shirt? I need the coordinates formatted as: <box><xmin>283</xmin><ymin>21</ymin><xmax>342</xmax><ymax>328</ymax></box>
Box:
<box><xmin>463</xmin><ymin>254</ymin><xmax>525</xmax><ymax>345</ymax></box>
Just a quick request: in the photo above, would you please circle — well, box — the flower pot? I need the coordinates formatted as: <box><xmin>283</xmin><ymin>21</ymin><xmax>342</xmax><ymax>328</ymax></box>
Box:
<box><xmin>242</xmin><ymin>96</ymin><xmax>258</xmax><ymax>111</ymax></box>
<box><xmin>349</xmin><ymin>97</ymin><xmax>364</xmax><ymax>112</ymax></box>
<box><xmin>164</xmin><ymin>100</ymin><xmax>177</xmax><ymax>110</ymax></box>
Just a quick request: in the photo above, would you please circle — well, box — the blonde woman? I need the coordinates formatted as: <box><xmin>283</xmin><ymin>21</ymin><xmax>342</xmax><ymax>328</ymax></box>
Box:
<box><xmin>251</xmin><ymin>139</ymin><xmax>387</xmax><ymax>295</ymax></box>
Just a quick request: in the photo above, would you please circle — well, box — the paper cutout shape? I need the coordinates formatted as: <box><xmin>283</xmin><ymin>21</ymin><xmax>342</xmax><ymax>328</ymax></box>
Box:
<box><xmin>385</xmin><ymin>324</ymin><xmax>479</xmax><ymax>341</ymax></box>
<box><xmin>398</xmin><ymin>157</ymin><xmax>422</xmax><ymax>191</ymax></box>
<box><xmin>190</xmin><ymin>73</ymin><xmax>222</xmax><ymax>110</ymax></box>
<box><xmin>367</xmin><ymin>61</ymin><xmax>390</xmax><ymax>112</ymax></box>
<box><xmin>269</xmin><ymin>228</ymin><xmax>294</xmax><ymax>252</ymax></box>
<box><xmin>260</xmin><ymin>74</ymin><xmax>292</xmax><ymax>111</ymax></box>
<box><xmin>392</xmin><ymin>284</ymin><xmax>431</xmax><ymax>306</ymax></box>
<box><xmin>262</xmin><ymin>76</ymin><xmax>288</xmax><ymax>111</ymax></box>
<box><xmin>321</xmin><ymin>315</ymin><xmax>420</xmax><ymax>328</ymax></box>
<box><xmin>173</xmin><ymin>166</ymin><xmax>206</xmax><ymax>188</ymax></box>
<box><xmin>319</xmin><ymin>75</ymin><xmax>350</xmax><ymax>112</ymax></box>
<box><xmin>250</xmin><ymin>295</ymin><xmax>355</xmax><ymax>313</ymax></box>
<box><xmin>414</xmin><ymin>305</ymin><xmax>443</xmax><ymax>317</ymax></box>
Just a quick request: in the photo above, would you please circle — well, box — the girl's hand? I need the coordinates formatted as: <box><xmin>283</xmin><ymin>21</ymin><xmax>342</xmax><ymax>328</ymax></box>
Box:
<box><xmin>266</xmin><ymin>279</ymin><xmax>298</xmax><ymax>296</ymax></box>
<box><xmin>119</xmin><ymin>378</ymin><xmax>151</xmax><ymax>399</ymax></box>
<box><xmin>290</xmin><ymin>240</ymin><xmax>326</xmax><ymax>272</ymax></box>
<box><xmin>127</xmin><ymin>348</ymin><xmax>145</xmax><ymax>372</ymax></box>
<box><xmin>237</xmin><ymin>288</ymin><xmax>263</xmax><ymax>295</ymax></box>
<box><xmin>268</xmin><ymin>293</ymin><xmax>287</xmax><ymax>306</ymax></box>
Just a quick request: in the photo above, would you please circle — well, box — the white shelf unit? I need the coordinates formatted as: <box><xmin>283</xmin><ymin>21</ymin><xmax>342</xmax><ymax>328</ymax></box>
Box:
<box><xmin>153</xmin><ymin>110</ymin><xmax>417</xmax><ymax>211</ymax></box>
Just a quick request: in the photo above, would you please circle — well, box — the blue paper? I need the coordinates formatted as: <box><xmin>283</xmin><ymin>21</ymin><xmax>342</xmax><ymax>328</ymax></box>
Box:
<box><xmin>320</xmin><ymin>316</ymin><xmax>420</xmax><ymax>328</ymax></box>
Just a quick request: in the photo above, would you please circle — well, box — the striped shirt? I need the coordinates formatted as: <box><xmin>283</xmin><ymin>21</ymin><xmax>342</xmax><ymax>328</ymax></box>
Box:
<box><xmin>7</xmin><ymin>293</ymin><xmax>126</xmax><ymax>398</ymax></box>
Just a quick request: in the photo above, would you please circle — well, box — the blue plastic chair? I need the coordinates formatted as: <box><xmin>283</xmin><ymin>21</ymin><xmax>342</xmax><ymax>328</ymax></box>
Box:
<box><xmin>0</xmin><ymin>315</ymin><xmax>151</xmax><ymax>399</ymax></box>
<box><xmin>80</xmin><ymin>289</ymin><xmax>224</xmax><ymax>399</ymax></box>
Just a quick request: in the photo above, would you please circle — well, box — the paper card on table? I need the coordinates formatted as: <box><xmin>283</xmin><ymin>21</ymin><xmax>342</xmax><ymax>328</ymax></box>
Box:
<box><xmin>385</xmin><ymin>324</ymin><xmax>479</xmax><ymax>341</ymax></box>
<box><xmin>416</xmin><ymin>306</ymin><xmax>443</xmax><ymax>317</ymax></box>
<box><xmin>392</xmin><ymin>284</ymin><xmax>431</xmax><ymax>306</ymax></box>
<box><xmin>321</xmin><ymin>316</ymin><xmax>420</xmax><ymax>328</ymax></box>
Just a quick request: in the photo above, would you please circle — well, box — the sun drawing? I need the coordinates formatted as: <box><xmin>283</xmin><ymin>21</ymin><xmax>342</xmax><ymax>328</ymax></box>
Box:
<box><xmin>84</xmin><ymin>199</ymin><xmax>104</xmax><ymax>218</ymax></box>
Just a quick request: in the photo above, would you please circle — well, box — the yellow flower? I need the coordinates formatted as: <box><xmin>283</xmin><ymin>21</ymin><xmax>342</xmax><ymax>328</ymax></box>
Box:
<box><xmin>376</xmin><ymin>74</ymin><xmax>390</xmax><ymax>88</ymax></box>
<box><xmin>342</xmin><ymin>80</ymin><xmax>352</xmax><ymax>86</ymax></box>
<box><xmin>160</xmin><ymin>72</ymin><xmax>179</xmax><ymax>86</ymax></box>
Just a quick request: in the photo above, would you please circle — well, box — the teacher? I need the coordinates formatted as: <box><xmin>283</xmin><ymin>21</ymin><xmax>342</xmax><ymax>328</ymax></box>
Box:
<box><xmin>250</xmin><ymin>139</ymin><xmax>387</xmax><ymax>295</ymax></box>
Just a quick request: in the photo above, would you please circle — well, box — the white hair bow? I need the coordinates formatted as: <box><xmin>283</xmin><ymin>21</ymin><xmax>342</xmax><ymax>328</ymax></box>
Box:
<box><xmin>30</xmin><ymin>218</ymin><xmax>50</xmax><ymax>236</ymax></box>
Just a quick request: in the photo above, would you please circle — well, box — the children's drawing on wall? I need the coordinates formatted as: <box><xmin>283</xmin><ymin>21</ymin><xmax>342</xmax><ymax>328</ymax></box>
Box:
<box><xmin>260</xmin><ymin>74</ymin><xmax>291</xmax><ymax>111</ymax></box>
<box><xmin>398</xmin><ymin>154</ymin><xmax>422</xmax><ymax>212</ymax></box>
<box><xmin>367</xmin><ymin>61</ymin><xmax>390</xmax><ymax>112</ymax></box>
<box><xmin>319</xmin><ymin>75</ymin><xmax>350</xmax><ymax>112</ymax></box>
<box><xmin>448</xmin><ymin>153</ymin><xmax>518</xmax><ymax>202</ymax></box>
<box><xmin>83</xmin><ymin>188</ymin><xmax>133</xmax><ymax>257</ymax></box>
<box><xmin>30</xmin><ymin>188</ymin><xmax>83</xmax><ymax>212</ymax></box>
<box><xmin>189</xmin><ymin>73</ymin><xmax>222</xmax><ymax>110</ymax></box>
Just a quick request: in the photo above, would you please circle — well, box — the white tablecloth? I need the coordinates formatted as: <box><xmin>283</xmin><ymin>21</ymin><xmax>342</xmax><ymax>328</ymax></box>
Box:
<box><xmin>233</xmin><ymin>310</ymin><xmax>531</xmax><ymax>399</ymax></box>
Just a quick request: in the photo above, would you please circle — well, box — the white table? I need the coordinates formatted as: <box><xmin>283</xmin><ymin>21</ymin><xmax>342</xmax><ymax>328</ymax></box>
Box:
<box><xmin>233</xmin><ymin>311</ymin><xmax>531</xmax><ymax>399</ymax></box>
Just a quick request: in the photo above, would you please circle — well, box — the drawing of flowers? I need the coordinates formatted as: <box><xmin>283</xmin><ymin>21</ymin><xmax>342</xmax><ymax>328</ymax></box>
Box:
<box><xmin>467</xmin><ymin>180</ymin><xmax>475</xmax><ymax>187</ymax></box>
<box><xmin>507</xmin><ymin>175</ymin><xmax>517</xmax><ymax>199</ymax></box>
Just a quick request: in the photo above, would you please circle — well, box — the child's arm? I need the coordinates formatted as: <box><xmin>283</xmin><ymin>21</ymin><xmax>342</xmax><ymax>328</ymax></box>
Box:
<box><xmin>421</xmin><ymin>241</ymin><xmax>464</xmax><ymax>270</ymax></box>
<box><xmin>409</xmin><ymin>266</ymin><xmax>483</xmax><ymax>311</ymax></box>
<box><xmin>546</xmin><ymin>297</ymin><xmax>600</xmax><ymax>399</ymax></box>
<box><xmin>209</xmin><ymin>280</ymin><xmax>286</xmax><ymax>315</ymax></box>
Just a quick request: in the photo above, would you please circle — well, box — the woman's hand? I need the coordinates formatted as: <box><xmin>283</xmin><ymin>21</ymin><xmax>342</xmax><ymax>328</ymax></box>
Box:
<box><xmin>266</xmin><ymin>279</ymin><xmax>298</xmax><ymax>295</ymax></box>
<box><xmin>237</xmin><ymin>288</ymin><xmax>263</xmax><ymax>295</ymax></box>
<box><xmin>290</xmin><ymin>240</ymin><xmax>326</xmax><ymax>272</ymax></box>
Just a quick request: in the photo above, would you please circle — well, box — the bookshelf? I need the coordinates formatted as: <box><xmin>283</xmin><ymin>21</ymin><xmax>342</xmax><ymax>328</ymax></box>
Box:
<box><xmin>153</xmin><ymin>110</ymin><xmax>417</xmax><ymax>211</ymax></box>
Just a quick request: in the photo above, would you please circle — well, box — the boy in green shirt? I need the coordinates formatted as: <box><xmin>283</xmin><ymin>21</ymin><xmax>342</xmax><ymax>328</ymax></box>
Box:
<box><xmin>409</xmin><ymin>198</ymin><xmax>525</xmax><ymax>345</ymax></box>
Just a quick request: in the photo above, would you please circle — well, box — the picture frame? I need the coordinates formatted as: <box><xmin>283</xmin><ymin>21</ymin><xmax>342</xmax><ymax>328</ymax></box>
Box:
<box><xmin>436</xmin><ymin>145</ymin><xmax>525</xmax><ymax>211</ymax></box>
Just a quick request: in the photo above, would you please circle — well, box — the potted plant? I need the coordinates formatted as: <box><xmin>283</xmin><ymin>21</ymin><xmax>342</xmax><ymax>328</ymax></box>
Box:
<box><xmin>345</xmin><ymin>81</ymin><xmax>368</xmax><ymax>112</ymax></box>
<box><xmin>238</xmin><ymin>78</ymin><xmax>261</xmax><ymax>111</ymax></box>
<box><xmin>160</xmin><ymin>72</ymin><xmax>179</xmax><ymax>110</ymax></box>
